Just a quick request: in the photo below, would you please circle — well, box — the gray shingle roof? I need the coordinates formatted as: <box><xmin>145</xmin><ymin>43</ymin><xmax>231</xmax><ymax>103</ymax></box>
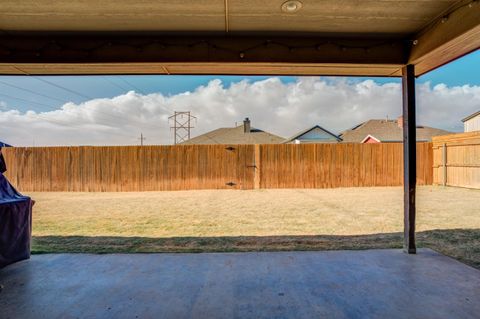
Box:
<box><xmin>339</xmin><ymin>119</ymin><xmax>450</xmax><ymax>143</ymax></box>
<box><xmin>181</xmin><ymin>124</ymin><xmax>284</xmax><ymax>145</ymax></box>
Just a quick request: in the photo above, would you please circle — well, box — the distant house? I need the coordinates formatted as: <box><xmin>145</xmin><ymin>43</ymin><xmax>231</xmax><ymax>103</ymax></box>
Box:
<box><xmin>181</xmin><ymin>118</ymin><xmax>284</xmax><ymax>145</ymax></box>
<box><xmin>0</xmin><ymin>141</ymin><xmax>12</xmax><ymax>147</ymax></box>
<box><xmin>462</xmin><ymin>110</ymin><xmax>480</xmax><ymax>132</ymax></box>
<box><xmin>283</xmin><ymin>125</ymin><xmax>341</xmax><ymax>144</ymax></box>
<box><xmin>340</xmin><ymin>116</ymin><xmax>450</xmax><ymax>143</ymax></box>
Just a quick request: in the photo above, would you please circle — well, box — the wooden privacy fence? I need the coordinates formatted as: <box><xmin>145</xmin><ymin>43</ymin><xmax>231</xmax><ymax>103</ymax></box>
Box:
<box><xmin>432</xmin><ymin>132</ymin><xmax>480</xmax><ymax>189</ymax></box>
<box><xmin>2</xmin><ymin>145</ymin><xmax>255</xmax><ymax>192</ymax></box>
<box><xmin>3</xmin><ymin>143</ymin><xmax>432</xmax><ymax>192</ymax></box>
<box><xmin>258</xmin><ymin>143</ymin><xmax>432</xmax><ymax>188</ymax></box>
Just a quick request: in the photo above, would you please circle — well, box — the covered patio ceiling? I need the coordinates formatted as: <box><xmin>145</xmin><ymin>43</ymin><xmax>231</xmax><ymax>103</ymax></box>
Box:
<box><xmin>0</xmin><ymin>0</ymin><xmax>479</xmax><ymax>76</ymax></box>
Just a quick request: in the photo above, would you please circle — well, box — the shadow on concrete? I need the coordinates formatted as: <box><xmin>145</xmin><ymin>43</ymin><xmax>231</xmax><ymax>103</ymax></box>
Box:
<box><xmin>3</xmin><ymin>248</ymin><xmax>480</xmax><ymax>319</ymax></box>
<box><xmin>31</xmin><ymin>228</ymin><xmax>480</xmax><ymax>269</ymax></box>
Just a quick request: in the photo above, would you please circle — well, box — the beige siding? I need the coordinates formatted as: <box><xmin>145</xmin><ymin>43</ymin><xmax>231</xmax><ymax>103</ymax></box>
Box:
<box><xmin>464</xmin><ymin>115</ymin><xmax>480</xmax><ymax>132</ymax></box>
<box><xmin>432</xmin><ymin>132</ymin><xmax>480</xmax><ymax>189</ymax></box>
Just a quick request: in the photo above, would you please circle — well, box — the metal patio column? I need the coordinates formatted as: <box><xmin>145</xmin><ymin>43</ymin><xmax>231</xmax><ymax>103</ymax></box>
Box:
<box><xmin>402</xmin><ymin>64</ymin><xmax>416</xmax><ymax>254</ymax></box>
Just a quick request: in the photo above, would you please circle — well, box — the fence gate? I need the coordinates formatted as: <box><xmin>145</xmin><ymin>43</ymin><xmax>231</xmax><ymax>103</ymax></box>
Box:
<box><xmin>176</xmin><ymin>144</ymin><xmax>256</xmax><ymax>190</ymax></box>
<box><xmin>432</xmin><ymin>132</ymin><xmax>480</xmax><ymax>189</ymax></box>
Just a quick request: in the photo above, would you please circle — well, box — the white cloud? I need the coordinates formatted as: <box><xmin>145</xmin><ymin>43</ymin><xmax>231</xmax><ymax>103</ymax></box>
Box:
<box><xmin>0</xmin><ymin>77</ymin><xmax>479</xmax><ymax>146</ymax></box>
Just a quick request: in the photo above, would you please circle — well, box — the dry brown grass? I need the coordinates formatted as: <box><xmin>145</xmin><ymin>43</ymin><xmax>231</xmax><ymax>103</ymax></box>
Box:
<box><xmin>28</xmin><ymin>186</ymin><xmax>480</xmax><ymax>268</ymax></box>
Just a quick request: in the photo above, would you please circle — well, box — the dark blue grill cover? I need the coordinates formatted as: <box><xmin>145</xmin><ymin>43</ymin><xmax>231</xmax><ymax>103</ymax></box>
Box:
<box><xmin>0</xmin><ymin>149</ymin><xmax>32</xmax><ymax>268</ymax></box>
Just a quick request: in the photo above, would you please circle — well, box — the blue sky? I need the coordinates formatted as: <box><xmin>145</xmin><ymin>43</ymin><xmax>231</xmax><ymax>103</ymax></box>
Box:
<box><xmin>0</xmin><ymin>50</ymin><xmax>478</xmax><ymax>113</ymax></box>
<box><xmin>0</xmin><ymin>50</ymin><xmax>479</xmax><ymax>146</ymax></box>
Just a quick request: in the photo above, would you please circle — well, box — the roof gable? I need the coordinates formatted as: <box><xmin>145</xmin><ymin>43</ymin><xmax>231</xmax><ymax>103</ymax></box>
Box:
<box><xmin>284</xmin><ymin>125</ymin><xmax>341</xmax><ymax>143</ymax></box>
<box><xmin>360</xmin><ymin>135</ymin><xmax>381</xmax><ymax>143</ymax></box>
<box><xmin>462</xmin><ymin>110</ymin><xmax>480</xmax><ymax>122</ymax></box>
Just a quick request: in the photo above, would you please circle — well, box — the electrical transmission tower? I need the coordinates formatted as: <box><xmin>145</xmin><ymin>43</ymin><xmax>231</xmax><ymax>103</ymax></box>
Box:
<box><xmin>169</xmin><ymin>111</ymin><xmax>196</xmax><ymax>145</ymax></box>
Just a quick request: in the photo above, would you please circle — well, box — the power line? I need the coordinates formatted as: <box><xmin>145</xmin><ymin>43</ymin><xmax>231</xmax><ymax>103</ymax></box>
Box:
<box><xmin>0</xmin><ymin>75</ymin><xmax>167</xmax><ymax>141</ymax></box>
<box><xmin>201</xmin><ymin>132</ymin><xmax>221</xmax><ymax>144</ymax></box>
<box><xmin>0</xmin><ymin>80</ymin><xmax>133</xmax><ymax>129</ymax></box>
<box><xmin>8</xmin><ymin>68</ymin><xmax>97</xmax><ymax>103</ymax></box>
<box><xmin>101</xmin><ymin>76</ymin><xmax>129</xmax><ymax>92</ymax></box>
<box><xmin>116</xmin><ymin>76</ymin><xmax>147</xmax><ymax>95</ymax></box>
<box><xmin>31</xmin><ymin>76</ymin><xmax>94</xmax><ymax>100</ymax></box>
<box><xmin>0</xmin><ymin>79</ymin><xmax>66</xmax><ymax>103</ymax></box>
<box><xmin>10</xmin><ymin>76</ymin><xmax>165</xmax><ymax>130</ymax></box>
<box><xmin>0</xmin><ymin>75</ymin><xmax>157</xmax><ymax>145</ymax></box>
<box><xmin>0</xmin><ymin>92</ymin><xmax>139</xmax><ymax>140</ymax></box>
<box><xmin>0</xmin><ymin>92</ymin><xmax>55</xmax><ymax>108</ymax></box>
<box><xmin>0</xmin><ymin>92</ymin><xmax>97</xmax><ymax>128</ymax></box>
<box><xmin>29</xmin><ymin>76</ymin><xmax>164</xmax><ymax>130</ymax></box>
<box><xmin>0</xmin><ymin>91</ymin><xmax>131</xmax><ymax>127</ymax></box>
<box><xmin>19</xmin><ymin>112</ymin><xmax>135</xmax><ymax>140</ymax></box>
<box><xmin>0</xmin><ymin>87</ymin><xmax>165</xmax><ymax>133</ymax></box>
<box><xmin>3</xmin><ymin>98</ymin><xmax>138</xmax><ymax>140</ymax></box>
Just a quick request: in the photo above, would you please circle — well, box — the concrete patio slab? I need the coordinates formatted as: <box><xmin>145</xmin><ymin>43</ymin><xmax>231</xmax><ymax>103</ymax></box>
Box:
<box><xmin>1</xmin><ymin>249</ymin><xmax>479</xmax><ymax>319</ymax></box>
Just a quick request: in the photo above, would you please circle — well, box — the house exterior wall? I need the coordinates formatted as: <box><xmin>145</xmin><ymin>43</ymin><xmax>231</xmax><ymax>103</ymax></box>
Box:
<box><xmin>464</xmin><ymin>115</ymin><xmax>480</xmax><ymax>132</ymax></box>
<box><xmin>363</xmin><ymin>137</ymin><xmax>380</xmax><ymax>143</ymax></box>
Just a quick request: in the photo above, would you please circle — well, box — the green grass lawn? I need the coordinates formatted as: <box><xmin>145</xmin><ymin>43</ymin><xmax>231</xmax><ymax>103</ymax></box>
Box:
<box><xmin>28</xmin><ymin>186</ymin><xmax>480</xmax><ymax>269</ymax></box>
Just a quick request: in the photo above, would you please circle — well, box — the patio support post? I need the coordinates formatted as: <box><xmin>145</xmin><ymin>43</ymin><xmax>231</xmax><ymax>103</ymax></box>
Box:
<box><xmin>402</xmin><ymin>64</ymin><xmax>416</xmax><ymax>254</ymax></box>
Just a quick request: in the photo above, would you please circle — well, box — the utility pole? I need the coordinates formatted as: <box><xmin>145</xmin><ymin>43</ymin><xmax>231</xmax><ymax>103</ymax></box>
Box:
<box><xmin>138</xmin><ymin>133</ymin><xmax>146</xmax><ymax>146</ymax></box>
<box><xmin>168</xmin><ymin>111</ymin><xmax>196</xmax><ymax>145</ymax></box>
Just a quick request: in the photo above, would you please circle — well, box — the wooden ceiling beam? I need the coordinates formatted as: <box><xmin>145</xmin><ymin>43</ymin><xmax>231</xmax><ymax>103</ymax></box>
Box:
<box><xmin>0</xmin><ymin>62</ymin><xmax>403</xmax><ymax>77</ymax></box>
<box><xmin>408</xmin><ymin>1</ymin><xmax>480</xmax><ymax>76</ymax></box>
<box><xmin>0</xmin><ymin>33</ymin><xmax>407</xmax><ymax>75</ymax></box>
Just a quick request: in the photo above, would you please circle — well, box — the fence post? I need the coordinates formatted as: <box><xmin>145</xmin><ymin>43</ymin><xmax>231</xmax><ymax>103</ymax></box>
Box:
<box><xmin>442</xmin><ymin>143</ymin><xmax>447</xmax><ymax>186</ymax></box>
<box><xmin>254</xmin><ymin>144</ymin><xmax>261</xmax><ymax>189</ymax></box>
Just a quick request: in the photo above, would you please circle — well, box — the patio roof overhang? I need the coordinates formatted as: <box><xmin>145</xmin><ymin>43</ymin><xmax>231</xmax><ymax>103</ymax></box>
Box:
<box><xmin>0</xmin><ymin>0</ymin><xmax>479</xmax><ymax>76</ymax></box>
